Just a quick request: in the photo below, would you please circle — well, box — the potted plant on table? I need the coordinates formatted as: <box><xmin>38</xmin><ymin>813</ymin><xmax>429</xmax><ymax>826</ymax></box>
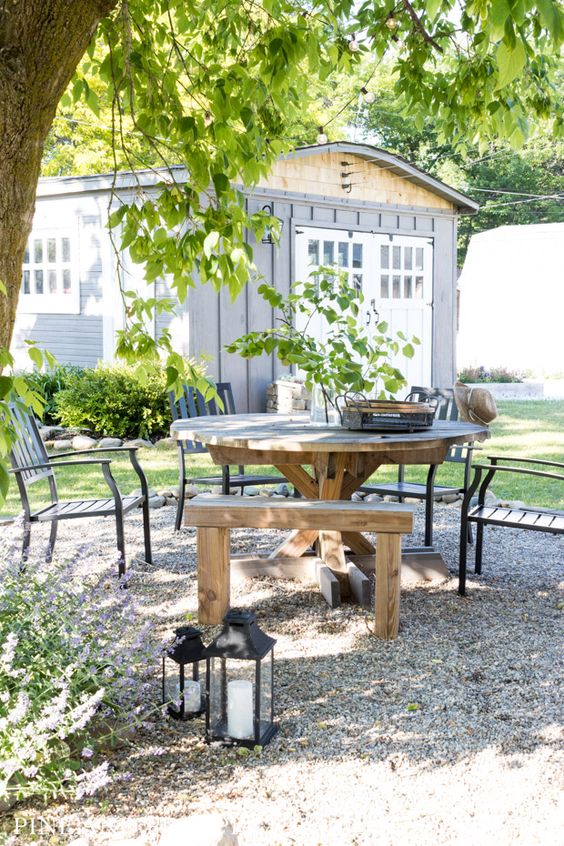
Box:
<box><xmin>226</xmin><ymin>271</ymin><xmax>420</xmax><ymax>423</ymax></box>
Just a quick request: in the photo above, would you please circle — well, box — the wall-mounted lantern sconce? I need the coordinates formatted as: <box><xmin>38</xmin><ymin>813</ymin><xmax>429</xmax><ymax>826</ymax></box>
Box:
<box><xmin>260</xmin><ymin>204</ymin><xmax>283</xmax><ymax>245</ymax></box>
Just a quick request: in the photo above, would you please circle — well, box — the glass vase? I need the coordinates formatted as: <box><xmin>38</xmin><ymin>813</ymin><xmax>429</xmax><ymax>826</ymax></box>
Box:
<box><xmin>309</xmin><ymin>384</ymin><xmax>340</xmax><ymax>426</ymax></box>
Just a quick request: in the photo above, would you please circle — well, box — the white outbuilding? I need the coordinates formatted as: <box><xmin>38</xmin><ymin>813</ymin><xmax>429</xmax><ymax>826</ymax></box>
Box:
<box><xmin>457</xmin><ymin>222</ymin><xmax>564</xmax><ymax>377</ymax></box>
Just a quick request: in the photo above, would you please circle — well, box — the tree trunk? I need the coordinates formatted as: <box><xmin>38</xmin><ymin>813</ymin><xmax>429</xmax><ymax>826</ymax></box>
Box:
<box><xmin>0</xmin><ymin>0</ymin><xmax>118</xmax><ymax>351</ymax></box>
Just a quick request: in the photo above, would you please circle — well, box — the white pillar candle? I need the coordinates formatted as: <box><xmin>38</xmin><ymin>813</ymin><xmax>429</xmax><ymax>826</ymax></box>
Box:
<box><xmin>227</xmin><ymin>679</ymin><xmax>254</xmax><ymax>739</ymax></box>
<box><xmin>183</xmin><ymin>679</ymin><xmax>201</xmax><ymax>712</ymax></box>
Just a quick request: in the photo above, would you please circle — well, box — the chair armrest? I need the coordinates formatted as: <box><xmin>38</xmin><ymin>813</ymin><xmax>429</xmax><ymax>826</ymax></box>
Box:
<box><xmin>10</xmin><ymin>459</ymin><xmax>112</xmax><ymax>474</ymax></box>
<box><xmin>485</xmin><ymin>455</ymin><xmax>564</xmax><ymax>471</ymax></box>
<box><xmin>49</xmin><ymin>446</ymin><xmax>139</xmax><ymax>460</ymax></box>
<box><xmin>471</xmin><ymin>463</ymin><xmax>564</xmax><ymax>482</ymax></box>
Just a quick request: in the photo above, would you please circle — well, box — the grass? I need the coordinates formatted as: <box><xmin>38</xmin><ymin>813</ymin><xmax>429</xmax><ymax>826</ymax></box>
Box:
<box><xmin>2</xmin><ymin>401</ymin><xmax>563</xmax><ymax>518</ymax></box>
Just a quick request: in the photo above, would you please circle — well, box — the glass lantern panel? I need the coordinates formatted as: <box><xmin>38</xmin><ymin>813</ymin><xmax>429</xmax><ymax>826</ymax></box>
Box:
<box><xmin>259</xmin><ymin>652</ymin><xmax>273</xmax><ymax>734</ymax></box>
<box><xmin>163</xmin><ymin>659</ymin><xmax>182</xmax><ymax>711</ymax></box>
<box><xmin>209</xmin><ymin>657</ymin><xmax>256</xmax><ymax>740</ymax></box>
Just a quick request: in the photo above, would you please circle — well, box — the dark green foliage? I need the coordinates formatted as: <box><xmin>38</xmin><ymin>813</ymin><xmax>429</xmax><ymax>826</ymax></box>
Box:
<box><xmin>54</xmin><ymin>363</ymin><xmax>171</xmax><ymax>440</ymax></box>
<box><xmin>23</xmin><ymin>364</ymin><xmax>84</xmax><ymax>424</ymax></box>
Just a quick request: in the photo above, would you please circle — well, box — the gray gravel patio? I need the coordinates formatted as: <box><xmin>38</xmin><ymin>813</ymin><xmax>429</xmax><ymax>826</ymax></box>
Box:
<box><xmin>2</xmin><ymin>501</ymin><xmax>563</xmax><ymax>846</ymax></box>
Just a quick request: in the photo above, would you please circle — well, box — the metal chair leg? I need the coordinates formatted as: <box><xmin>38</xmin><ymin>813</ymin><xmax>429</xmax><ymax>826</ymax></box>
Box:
<box><xmin>22</xmin><ymin>521</ymin><xmax>31</xmax><ymax>565</ymax></box>
<box><xmin>46</xmin><ymin>520</ymin><xmax>58</xmax><ymax>563</ymax></box>
<box><xmin>475</xmin><ymin>524</ymin><xmax>484</xmax><ymax>574</ymax></box>
<box><xmin>424</xmin><ymin>465</ymin><xmax>438</xmax><ymax>547</ymax></box>
<box><xmin>141</xmin><ymin>498</ymin><xmax>153</xmax><ymax>565</ymax></box>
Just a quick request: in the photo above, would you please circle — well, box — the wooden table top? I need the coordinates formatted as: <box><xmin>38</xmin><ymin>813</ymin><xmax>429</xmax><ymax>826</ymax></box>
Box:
<box><xmin>171</xmin><ymin>413</ymin><xmax>489</xmax><ymax>454</ymax></box>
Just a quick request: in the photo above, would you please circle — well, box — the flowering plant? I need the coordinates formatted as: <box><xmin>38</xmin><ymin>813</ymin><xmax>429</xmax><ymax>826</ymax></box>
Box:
<box><xmin>0</xmin><ymin>529</ymin><xmax>157</xmax><ymax>807</ymax></box>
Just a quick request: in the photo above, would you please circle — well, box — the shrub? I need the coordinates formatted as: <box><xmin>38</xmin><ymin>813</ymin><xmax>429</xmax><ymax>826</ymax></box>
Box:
<box><xmin>22</xmin><ymin>364</ymin><xmax>84</xmax><ymax>425</ymax></box>
<box><xmin>457</xmin><ymin>365</ymin><xmax>525</xmax><ymax>384</ymax></box>
<box><xmin>0</xmin><ymin>531</ymin><xmax>157</xmax><ymax>807</ymax></box>
<box><xmin>54</xmin><ymin>363</ymin><xmax>172</xmax><ymax>439</ymax></box>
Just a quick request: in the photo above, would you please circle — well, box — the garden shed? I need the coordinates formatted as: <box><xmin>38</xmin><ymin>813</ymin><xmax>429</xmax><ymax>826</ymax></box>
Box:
<box><xmin>11</xmin><ymin>142</ymin><xmax>478</xmax><ymax>410</ymax></box>
<box><xmin>457</xmin><ymin>222</ymin><xmax>564</xmax><ymax>377</ymax></box>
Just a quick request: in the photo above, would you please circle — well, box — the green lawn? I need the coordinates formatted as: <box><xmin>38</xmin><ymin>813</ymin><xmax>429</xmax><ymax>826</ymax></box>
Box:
<box><xmin>2</xmin><ymin>401</ymin><xmax>563</xmax><ymax>517</ymax></box>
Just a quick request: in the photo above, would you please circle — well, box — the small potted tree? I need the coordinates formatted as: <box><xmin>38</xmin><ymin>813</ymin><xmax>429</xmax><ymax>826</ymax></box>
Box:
<box><xmin>226</xmin><ymin>271</ymin><xmax>420</xmax><ymax>424</ymax></box>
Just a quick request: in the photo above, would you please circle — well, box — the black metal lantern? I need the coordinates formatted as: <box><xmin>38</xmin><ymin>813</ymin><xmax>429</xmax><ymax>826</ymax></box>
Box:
<box><xmin>162</xmin><ymin>626</ymin><xmax>206</xmax><ymax>720</ymax></box>
<box><xmin>260</xmin><ymin>203</ymin><xmax>283</xmax><ymax>245</ymax></box>
<box><xmin>203</xmin><ymin>609</ymin><xmax>277</xmax><ymax>748</ymax></box>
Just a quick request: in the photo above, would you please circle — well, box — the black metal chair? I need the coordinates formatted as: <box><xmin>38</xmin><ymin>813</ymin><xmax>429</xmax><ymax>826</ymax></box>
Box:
<box><xmin>360</xmin><ymin>386</ymin><xmax>475</xmax><ymax>546</ymax></box>
<box><xmin>8</xmin><ymin>403</ymin><xmax>152</xmax><ymax>575</ymax></box>
<box><xmin>169</xmin><ymin>382</ymin><xmax>290</xmax><ymax>532</ymax></box>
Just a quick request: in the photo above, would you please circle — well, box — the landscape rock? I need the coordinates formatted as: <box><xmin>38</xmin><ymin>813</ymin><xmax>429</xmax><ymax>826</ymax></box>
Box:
<box><xmin>72</xmin><ymin>434</ymin><xmax>98</xmax><ymax>450</ymax></box>
<box><xmin>365</xmin><ymin>493</ymin><xmax>384</xmax><ymax>503</ymax></box>
<box><xmin>383</xmin><ymin>494</ymin><xmax>400</xmax><ymax>502</ymax></box>
<box><xmin>243</xmin><ymin>486</ymin><xmax>260</xmax><ymax>496</ymax></box>
<box><xmin>38</xmin><ymin>425</ymin><xmax>66</xmax><ymax>442</ymax></box>
<box><xmin>351</xmin><ymin>491</ymin><xmax>366</xmax><ymax>501</ymax></box>
<box><xmin>131</xmin><ymin>488</ymin><xmax>158</xmax><ymax>499</ymax></box>
<box><xmin>441</xmin><ymin>493</ymin><xmax>461</xmax><ymax>504</ymax></box>
<box><xmin>164</xmin><ymin>496</ymin><xmax>177</xmax><ymax>506</ymax></box>
<box><xmin>148</xmin><ymin>495</ymin><xmax>166</xmax><ymax>509</ymax></box>
<box><xmin>158</xmin><ymin>816</ymin><xmax>239</xmax><ymax>846</ymax></box>
<box><xmin>184</xmin><ymin>484</ymin><xmax>201</xmax><ymax>499</ymax></box>
<box><xmin>158</xmin><ymin>490</ymin><xmax>175</xmax><ymax>499</ymax></box>
<box><xmin>155</xmin><ymin>436</ymin><xmax>176</xmax><ymax>448</ymax></box>
<box><xmin>52</xmin><ymin>439</ymin><xmax>72</xmax><ymax>450</ymax></box>
<box><xmin>274</xmin><ymin>483</ymin><xmax>290</xmax><ymax>496</ymax></box>
<box><xmin>97</xmin><ymin>437</ymin><xmax>123</xmax><ymax>448</ymax></box>
<box><xmin>123</xmin><ymin>438</ymin><xmax>154</xmax><ymax>449</ymax></box>
<box><xmin>259</xmin><ymin>489</ymin><xmax>273</xmax><ymax>497</ymax></box>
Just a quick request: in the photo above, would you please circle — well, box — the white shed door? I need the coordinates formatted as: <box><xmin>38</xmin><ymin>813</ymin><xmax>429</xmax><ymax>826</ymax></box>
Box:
<box><xmin>294</xmin><ymin>226</ymin><xmax>433</xmax><ymax>390</ymax></box>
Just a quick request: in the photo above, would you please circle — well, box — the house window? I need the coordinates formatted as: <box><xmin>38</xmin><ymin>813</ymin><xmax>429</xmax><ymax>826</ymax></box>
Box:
<box><xmin>19</xmin><ymin>231</ymin><xmax>79</xmax><ymax>314</ymax></box>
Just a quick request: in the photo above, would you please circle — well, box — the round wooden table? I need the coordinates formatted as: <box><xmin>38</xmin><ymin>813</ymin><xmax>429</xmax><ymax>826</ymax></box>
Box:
<box><xmin>172</xmin><ymin>413</ymin><xmax>489</xmax><ymax>570</ymax></box>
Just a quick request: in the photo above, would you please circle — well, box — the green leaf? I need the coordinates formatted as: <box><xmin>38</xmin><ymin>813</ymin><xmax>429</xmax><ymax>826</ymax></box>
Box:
<box><xmin>203</xmin><ymin>231</ymin><xmax>220</xmax><ymax>258</ymax></box>
<box><xmin>495</xmin><ymin>40</ymin><xmax>526</xmax><ymax>89</ymax></box>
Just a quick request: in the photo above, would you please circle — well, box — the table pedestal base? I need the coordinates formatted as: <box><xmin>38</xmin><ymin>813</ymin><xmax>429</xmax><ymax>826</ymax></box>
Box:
<box><xmin>230</xmin><ymin>548</ymin><xmax>449</xmax><ymax>609</ymax></box>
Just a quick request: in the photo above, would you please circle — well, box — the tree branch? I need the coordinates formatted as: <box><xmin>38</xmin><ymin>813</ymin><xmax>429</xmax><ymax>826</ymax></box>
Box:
<box><xmin>401</xmin><ymin>0</ymin><xmax>444</xmax><ymax>53</ymax></box>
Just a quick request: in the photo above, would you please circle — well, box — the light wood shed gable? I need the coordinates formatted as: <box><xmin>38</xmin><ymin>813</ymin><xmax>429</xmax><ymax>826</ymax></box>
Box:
<box><xmin>257</xmin><ymin>150</ymin><xmax>454</xmax><ymax>210</ymax></box>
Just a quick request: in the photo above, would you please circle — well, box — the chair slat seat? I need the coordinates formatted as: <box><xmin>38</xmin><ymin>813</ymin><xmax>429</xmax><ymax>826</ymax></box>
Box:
<box><xmin>33</xmin><ymin>494</ymin><xmax>143</xmax><ymax>522</ymax></box>
<box><xmin>367</xmin><ymin>481</ymin><xmax>462</xmax><ymax>499</ymax></box>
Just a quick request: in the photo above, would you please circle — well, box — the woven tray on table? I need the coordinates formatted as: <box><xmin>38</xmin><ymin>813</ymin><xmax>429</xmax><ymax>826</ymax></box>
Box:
<box><xmin>339</xmin><ymin>397</ymin><xmax>436</xmax><ymax>433</ymax></box>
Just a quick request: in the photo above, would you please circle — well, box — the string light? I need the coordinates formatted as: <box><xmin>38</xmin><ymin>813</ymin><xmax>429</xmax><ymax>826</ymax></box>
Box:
<box><xmin>317</xmin><ymin>126</ymin><xmax>328</xmax><ymax>144</ymax></box>
<box><xmin>360</xmin><ymin>86</ymin><xmax>376</xmax><ymax>104</ymax></box>
<box><xmin>385</xmin><ymin>15</ymin><xmax>398</xmax><ymax>30</ymax></box>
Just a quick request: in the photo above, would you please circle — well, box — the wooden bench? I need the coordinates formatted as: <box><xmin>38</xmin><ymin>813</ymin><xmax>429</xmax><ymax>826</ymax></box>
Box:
<box><xmin>459</xmin><ymin>456</ymin><xmax>564</xmax><ymax>595</ymax></box>
<box><xmin>186</xmin><ymin>495</ymin><xmax>414</xmax><ymax>639</ymax></box>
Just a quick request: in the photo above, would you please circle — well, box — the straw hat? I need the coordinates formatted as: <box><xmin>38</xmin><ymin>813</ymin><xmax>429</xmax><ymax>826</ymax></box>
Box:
<box><xmin>453</xmin><ymin>381</ymin><xmax>497</xmax><ymax>426</ymax></box>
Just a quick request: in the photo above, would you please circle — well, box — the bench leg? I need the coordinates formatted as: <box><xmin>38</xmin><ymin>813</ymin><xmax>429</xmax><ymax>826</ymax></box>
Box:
<box><xmin>197</xmin><ymin>527</ymin><xmax>230</xmax><ymax>625</ymax></box>
<box><xmin>374</xmin><ymin>533</ymin><xmax>401</xmax><ymax>640</ymax></box>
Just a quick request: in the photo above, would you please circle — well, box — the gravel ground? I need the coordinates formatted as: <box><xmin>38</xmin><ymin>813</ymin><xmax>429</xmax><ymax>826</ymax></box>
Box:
<box><xmin>2</xmin><ymin>502</ymin><xmax>563</xmax><ymax>846</ymax></box>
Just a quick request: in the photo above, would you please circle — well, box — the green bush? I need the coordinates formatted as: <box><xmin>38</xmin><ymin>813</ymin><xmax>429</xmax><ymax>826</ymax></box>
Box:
<box><xmin>54</xmin><ymin>363</ymin><xmax>172</xmax><ymax>440</ymax></box>
<box><xmin>457</xmin><ymin>365</ymin><xmax>525</xmax><ymax>384</ymax></box>
<box><xmin>23</xmin><ymin>364</ymin><xmax>84</xmax><ymax>424</ymax></box>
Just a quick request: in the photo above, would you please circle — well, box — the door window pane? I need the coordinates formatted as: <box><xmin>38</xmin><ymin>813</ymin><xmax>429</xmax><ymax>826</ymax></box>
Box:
<box><xmin>380</xmin><ymin>275</ymin><xmax>389</xmax><ymax>298</ymax></box>
<box><xmin>404</xmin><ymin>275</ymin><xmax>413</xmax><ymax>298</ymax></box>
<box><xmin>34</xmin><ymin>240</ymin><xmax>43</xmax><ymax>263</ymax></box>
<box><xmin>323</xmin><ymin>241</ymin><xmax>334</xmax><ymax>265</ymax></box>
<box><xmin>338</xmin><ymin>242</ymin><xmax>349</xmax><ymax>267</ymax></box>
<box><xmin>404</xmin><ymin>247</ymin><xmax>412</xmax><ymax>270</ymax></box>
<box><xmin>62</xmin><ymin>238</ymin><xmax>71</xmax><ymax>263</ymax></box>
<box><xmin>34</xmin><ymin>270</ymin><xmax>44</xmax><ymax>294</ymax></box>
<box><xmin>63</xmin><ymin>269</ymin><xmax>72</xmax><ymax>292</ymax></box>
<box><xmin>48</xmin><ymin>270</ymin><xmax>57</xmax><ymax>293</ymax></box>
<box><xmin>392</xmin><ymin>246</ymin><xmax>401</xmax><ymax>269</ymax></box>
<box><xmin>380</xmin><ymin>245</ymin><xmax>389</xmax><ymax>269</ymax></box>
<box><xmin>47</xmin><ymin>239</ymin><xmax>57</xmax><ymax>263</ymax></box>
<box><xmin>392</xmin><ymin>275</ymin><xmax>401</xmax><ymax>298</ymax></box>
<box><xmin>308</xmin><ymin>240</ymin><xmax>319</xmax><ymax>265</ymax></box>
<box><xmin>23</xmin><ymin>245</ymin><xmax>29</xmax><ymax>264</ymax></box>
<box><xmin>415</xmin><ymin>276</ymin><xmax>424</xmax><ymax>298</ymax></box>
<box><xmin>416</xmin><ymin>247</ymin><xmax>424</xmax><ymax>270</ymax></box>
<box><xmin>352</xmin><ymin>243</ymin><xmax>363</xmax><ymax>268</ymax></box>
<box><xmin>352</xmin><ymin>273</ymin><xmax>362</xmax><ymax>292</ymax></box>
<box><xmin>22</xmin><ymin>270</ymin><xmax>30</xmax><ymax>294</ymax></box>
